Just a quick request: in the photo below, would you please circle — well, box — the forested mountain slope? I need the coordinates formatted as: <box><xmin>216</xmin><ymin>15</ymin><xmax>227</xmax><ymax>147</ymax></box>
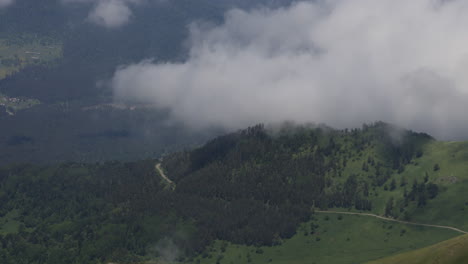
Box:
<box><xmin>1</xmin><ymin>122</ymin><xmax>467</xmax><ymax>263</ymax></box>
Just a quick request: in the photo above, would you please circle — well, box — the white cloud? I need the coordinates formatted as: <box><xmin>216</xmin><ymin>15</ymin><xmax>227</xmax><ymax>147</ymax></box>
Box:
<box><xmin>0</xmin><ymin>0</ymin><xmax>14</xmax><ymax>8</ymax></box>
<box><xmin>63</xmin><ymin>0</ymin><xmax>141</xmax><ymax>28</ymax></box>
<box><xmin>112</xmin><ymin>0</ymin><xmax>468</xmax><ymax>139</ymax></box>
<box><xmin>88</xmin><ymin>0</ymin><xmax>133</xmax><ymax>28</ymax></box>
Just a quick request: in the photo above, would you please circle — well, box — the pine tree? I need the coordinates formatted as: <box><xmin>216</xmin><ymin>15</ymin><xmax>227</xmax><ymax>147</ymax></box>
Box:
<box><xmin>400</xmin><ymin>176</ymin><xmax>407</xmax><ymax>187</ymax></box>
<box><xmin>385</xmin><ymin>197</ymin><xmax>394</xmax><ymax>217</ymax></box>
<box><xmin>390</xmin><ymin>179</ymin><xmax>397</xmax><ymax>191</ymax></box>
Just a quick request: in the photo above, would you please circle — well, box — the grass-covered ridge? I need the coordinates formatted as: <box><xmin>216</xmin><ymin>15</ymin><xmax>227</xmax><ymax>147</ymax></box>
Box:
<box><xmin>1</xmin><ymin>122</ymin><xmax>467</xmax><ymax>263</ymax></box>
<box><xmin>193</xmin><ymin>214</ymin><xmax>459</xmax><ymax>264</ymax></box>
<box><xmin>360</xmin><ymin>139</ymin><xmax>468</xmax><ymax>231</ymax></box>
<box><xmin>366</xmin><ymin>233</ymin><xmax>468</xmax><ymax>264</ymax></box>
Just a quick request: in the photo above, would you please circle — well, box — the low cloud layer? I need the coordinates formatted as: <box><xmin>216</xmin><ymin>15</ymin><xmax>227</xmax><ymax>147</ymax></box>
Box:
<box><xmin>0</xmin><ymin>0</ymin><xmax>14</xmax><ymax>8</ymax></box>
<box><xmin>63</xmin><ymin>0</ymin><xmax>141</xmax><ymax>28</ymax></box>
<box><xmin>112</xmin><ymin>0</ymin><xmax>468</xmax><ymax>140</ymax></box>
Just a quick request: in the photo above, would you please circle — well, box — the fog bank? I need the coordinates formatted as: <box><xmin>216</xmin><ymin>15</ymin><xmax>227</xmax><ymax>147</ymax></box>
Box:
<box><xmin>112</xmin><ymin>0</ymin><xmax>468</xmax><ymax>140</ymax></box>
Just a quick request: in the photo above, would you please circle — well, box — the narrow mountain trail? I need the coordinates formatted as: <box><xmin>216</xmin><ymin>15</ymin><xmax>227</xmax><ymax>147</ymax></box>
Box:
<box><xmin>152</xmin><ymin>164</ymin><xmax>467</xmax><ymax>234</ymax></box>
<box><xmin>316</xmin><ymin>210</ymin><xmax>468</xmax><ymax>234</ymax></box>
<box><xmin>155</xmin><ymin>163</ymin><xmax>175</xmax><ymax>190</ymax></box>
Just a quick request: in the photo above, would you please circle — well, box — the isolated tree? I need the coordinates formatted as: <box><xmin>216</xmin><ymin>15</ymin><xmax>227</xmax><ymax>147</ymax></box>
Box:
<box><xmin>427</xmin><ymin>183</ymin><xmax>439</xmax><ymax>199</ymax></box>
<box><xmin>424</xmin><ymin>172</ymin><xmax>429</xmax><ymax>183</ymax></box>
<box><xmin>397</xmin><ymin>165</ymin><xmax>405</xmax><ymax>174</ymax></box>
<box><xmin>417</xmin><ymin>192</ymin><xmax>427</xmax><ymax>207</ymax></box>
<box><xmin>400</xmin><ymin>176</ymin><xmax>407</xmax><ymax>187</ymax></box>
<box><xmin>390</xmin><ymin>179</ymin><xmax>397</xmax><ymax>191</ymax></box>
<box><xmin>385</xmin><ymin>197</ymin><xmax>394</xmax><ymax>217</ymax></box>
<box><xmin>403</xmin><ymin>188</ymin><xmax>409</xmax><ymax>207</ymax></box>
<box><xmin>409</xmin><ymin>180</ymin><xmax>418</xmax><ymax>201</ymax></box>
<box><xmin>363</xmin><ymin>182</ymin><xmax>369</xmax><ymax>197</ymax></box>
<box><xmin>362</xmin><ymin>162</ymin><xmax>369</xmax><ymax>172</ymax></box>
<box><xmin>433</xmin><ymin>164</ymin><xmax>440</xmax><ymax>171</ymax></box>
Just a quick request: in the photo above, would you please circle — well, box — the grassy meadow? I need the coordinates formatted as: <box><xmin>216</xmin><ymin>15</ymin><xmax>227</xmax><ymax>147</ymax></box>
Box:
<box><xmin>366</xmin><ymin>234</ymin><xmax>468</xmax><ymax>264</ymax></box>
<box><xmin>190</xmin><ymin>139</ymin><xmax>468</xmax><ymax>264</ymax></box>
<box><xmin>191</xmin><ymin>213</ymin><xmax>459</xmax><ymax>264</ymax></box>
<box><xmin>0</xmin><ymin>34</ymin><xmax>62</xmax><ymax>79</ymax></box>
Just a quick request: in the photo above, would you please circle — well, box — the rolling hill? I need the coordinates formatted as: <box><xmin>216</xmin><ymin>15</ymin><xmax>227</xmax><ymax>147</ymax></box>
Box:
<box><xmin>1</xmin><ymin>122</ymin><xmax>467</xmax><ymax>263</ymax></box>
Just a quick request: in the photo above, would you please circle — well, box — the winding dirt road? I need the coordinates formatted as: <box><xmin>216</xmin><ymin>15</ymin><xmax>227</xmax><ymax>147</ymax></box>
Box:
<box><xmin>155</xmin><ymin>163</ymin><xmax>175</xmax><ymax>190</ymax></box>
<box><xmin>152</xmin><ymin>163</ymin><xmax>466</xmax><ymax>234</ymax></box>
<box><xmin>315</xmin><ymin>210</ymin><xmax>468</xmax><ymax>234</ymax></box>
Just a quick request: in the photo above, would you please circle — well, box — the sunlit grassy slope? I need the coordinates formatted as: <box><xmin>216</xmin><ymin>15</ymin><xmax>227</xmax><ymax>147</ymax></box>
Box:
<box><xmin>366</xmin><ymin>234</ymin><xmax>468</xmax><ymax>264</ymax></box>
<box><xmin>191</xmin><ymin>214</ymin><xmax>458</xmax><ymax>264</ymax></box>
<box><xmin>0</xmin><ymin>34</ymin><xmax>61</xmax><ymax>79</ymax></box>
<box><xmin>191</xmin><ymin>139</ymin><xmax>468</xmax><ymax>264</ymax></box>
<box><xmin>401</xmin><ymin>141</ymin><xmax>468</xmax><ymax>230</ymax></box>
<box><xmin>322</xmin><ymin>139</ymin><xmax>468</xmax><ymax>230</ymax></box>
<box><xmin>370</xmin><ymin>141</ymin><xmax>468</xmax><ymax>230</ymax></box>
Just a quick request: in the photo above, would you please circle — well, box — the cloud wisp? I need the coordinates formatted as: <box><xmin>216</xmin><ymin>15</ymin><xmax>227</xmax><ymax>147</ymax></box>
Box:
<box><xmin>112</xmin><ymin>0</ymin><xmax>468</xmax><ymax>140</ymax></box>
<box><xmin>0</xmin><ymin>0</ymin><xmax>14</xmax><ymax>8</ymax></box>
<box><xmin>63</xmin><ymin>0</ymin><xmax>141</xmax><ymax>28</ymax></box>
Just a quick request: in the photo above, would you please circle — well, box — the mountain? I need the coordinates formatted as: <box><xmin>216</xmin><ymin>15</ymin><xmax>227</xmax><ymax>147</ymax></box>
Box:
<box><xmin>2</xmin><ymin>1</ymin><xmax>468</xmax><ymax>263</ymax></box>
<box><xmin>1</xmin><ymin>122</ymin><xmax>467</xmax><ymax>263</ymax></box>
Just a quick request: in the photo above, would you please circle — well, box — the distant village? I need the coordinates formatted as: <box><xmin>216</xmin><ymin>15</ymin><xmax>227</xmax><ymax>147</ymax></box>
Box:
<box><xmin>0</xmin><ymin>95</ymin><xmax>24</xmax><ymax>105</ymax></box>
<box><xmin>0</xmin><ymin>94</ymin><xmax>40</xmax><ymax>116</ymax></box>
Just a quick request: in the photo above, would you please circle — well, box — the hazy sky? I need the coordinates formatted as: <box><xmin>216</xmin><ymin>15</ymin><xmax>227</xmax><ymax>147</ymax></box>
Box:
<box><xmin>0</xmin><ymin>0</ymin><xmax>14</xmax><ymax>8</ymax></box>
<box><xmin>112</xmin><ymin>0</ymin><xmax>468</xmax><ymax>140</ymax></box>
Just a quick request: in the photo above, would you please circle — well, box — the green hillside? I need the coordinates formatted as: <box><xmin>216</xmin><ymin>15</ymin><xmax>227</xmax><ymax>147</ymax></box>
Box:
<box><xmin>1</xmin><ymin>122</ymin><xmax>467</xmax><ymax>264</ymax></box>
<box><xmin>0</xmin><ymin>34</ymin><xmax>61</xmax><ymax>79</ymax></box>
<box><xmin>366</xmin><ymin>234</ymin><xmax>468</xmax><ymax>264</ymax></box>
<box><xmin>393</xmin><ymin>141</ymin><xmax>468</xmax><ymax>230</ymax></box>
<box><xmin>192</xmin><ymin>214</ymin><xmax>459</xmax><ymax>264</ymax></box>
